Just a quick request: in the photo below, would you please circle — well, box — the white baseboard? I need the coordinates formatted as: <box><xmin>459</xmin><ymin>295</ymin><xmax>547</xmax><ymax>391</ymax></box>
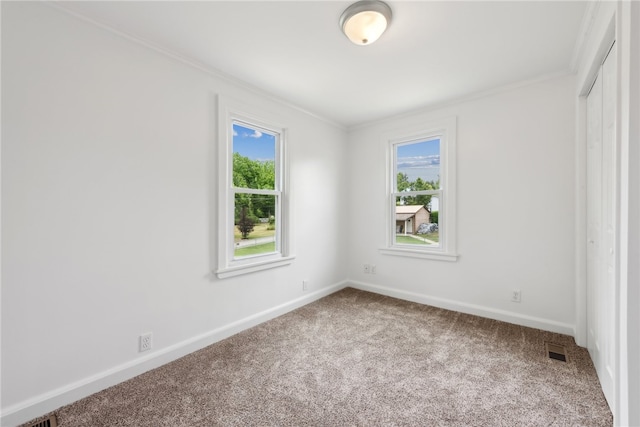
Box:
<box><xmin>1</xmin><ymin>281</ymin><xmax>348</xmax><ymax>427</ymax></box>
<box><xmin>347</xmin><ymin>280</ymin><xmax>576</xmax><ymax>337</ymax></box>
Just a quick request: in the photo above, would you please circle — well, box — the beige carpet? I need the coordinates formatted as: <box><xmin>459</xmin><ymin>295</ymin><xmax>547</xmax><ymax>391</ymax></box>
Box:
<box><xmin>23</xmin><ymin>288</ymin><xmax>612</xmax><ymax>426</ymax></box>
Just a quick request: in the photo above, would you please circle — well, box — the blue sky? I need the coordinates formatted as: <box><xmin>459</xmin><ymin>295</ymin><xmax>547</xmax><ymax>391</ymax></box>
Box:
<box><xmin>233</xmin><ymin>125</ymin><xmax>439</xmax><ymax>184</ymax></box>
<box><xmin>233</xmin><ymin>123</ymin><xmax>275</xmax><ymax>161</ymax></box>
<box><xmin>397</xmin><ymin>138</ymin><xmax>440</xmax><ymax>183</ymax></box>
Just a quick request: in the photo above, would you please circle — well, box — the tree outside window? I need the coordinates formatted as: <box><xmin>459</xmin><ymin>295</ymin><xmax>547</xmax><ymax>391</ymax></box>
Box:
<box><xmin>232</xmin><ymin>122</ymin><xmax>280</xmax><ymax>259</ymax></box>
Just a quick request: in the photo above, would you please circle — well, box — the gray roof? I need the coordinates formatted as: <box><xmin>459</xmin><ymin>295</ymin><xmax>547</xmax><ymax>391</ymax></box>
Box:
<box><xmin>395</xmin><ymin>205</ymin><xmax>425</xmax><ymax>214</ymax></box>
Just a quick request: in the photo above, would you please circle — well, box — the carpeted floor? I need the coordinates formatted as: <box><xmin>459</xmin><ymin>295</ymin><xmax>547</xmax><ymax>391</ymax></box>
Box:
<box><xmin>23</xmin><ymin>288</ymin><xmax>612</xmax><ymax>426</ymax></box>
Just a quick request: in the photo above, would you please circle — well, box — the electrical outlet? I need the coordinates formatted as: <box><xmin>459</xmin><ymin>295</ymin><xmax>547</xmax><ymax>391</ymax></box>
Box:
<box><xmin>302</xmin><ymin>280</ymin><xmax>309</xmax><ymax>291</ymax></box>
<box><xmin>140</xmin><ymin>332</ymin><xmax>152</xmax><ymax>352</ymax></box>
<box><xmin>371</xmin><ymin>265</ymin><xmax>377</xmax><ymax>274</ymax></box>
<box><xmin>364</xmin><ymin>264</ymin><xmax>371</xmax><ymax>274</ymax></box>
<box><xmin>511</xmin><ymin>290</ymin><xmax>522</xmax><ymax>303</ymax></box>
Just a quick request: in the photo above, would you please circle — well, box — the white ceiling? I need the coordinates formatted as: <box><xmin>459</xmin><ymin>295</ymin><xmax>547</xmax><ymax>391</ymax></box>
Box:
<box><xmin>58</xmin><ymin>1</ymin><xmax>588</xmax><ymax>128</ymax></box>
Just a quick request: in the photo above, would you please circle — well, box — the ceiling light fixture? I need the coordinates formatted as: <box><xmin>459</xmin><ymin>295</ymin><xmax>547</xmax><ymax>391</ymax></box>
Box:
<box><xmin>340</xmin><ymin>0</ymin><xmax>392</xmax><ymax>46</ymax></box>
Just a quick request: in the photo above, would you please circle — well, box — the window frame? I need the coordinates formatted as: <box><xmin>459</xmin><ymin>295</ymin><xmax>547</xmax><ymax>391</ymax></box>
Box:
<box><xmin>216</xmin><ymin>97</ymin><xmax>294</xmax><ymax>279</ymax></box>
<box><xmin>380</xmin><ymin>117</ymin><xmax>458</xmax><ymax>261</ymax></box>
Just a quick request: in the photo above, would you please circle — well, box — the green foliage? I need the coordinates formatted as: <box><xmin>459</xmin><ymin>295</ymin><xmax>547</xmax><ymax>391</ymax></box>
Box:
<box><xmin>431</xmin><ymin>210</ymin><xmax>439</xmax><ymax>224</ymax></box>
<box><xmin>237</xmin><ymin>206</ymin><xmax>255</xmax><ymax>239</ymax></box>
<box><xmin>267</xmin><ymin>215</ymin><xmax>275</xmax><ymax>231</ymax></box>
<box><xmin>397</xmin><ymin>172</ymin><xmax>411</xmax><ymax>192</ymax></box>
<box><xmin>233</xmin><ymin>152</ymin><xmax>275</xmax><ymax>189</ymax></box>
<box><xmin>233</xmin><ymin>153</ymin><xmax>276</xmax><ymax>221</ymax></box>
<box><xmin>396</xmin><ymin>173</ymin><xmax>439</xmax><ymax>209</ymax></box>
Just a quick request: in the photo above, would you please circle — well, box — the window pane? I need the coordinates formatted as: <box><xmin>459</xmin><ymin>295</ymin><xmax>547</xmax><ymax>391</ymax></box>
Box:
<box><xmin>394</xmin><ymin>195</ymin><xmax>439</xmax><ymax>246</ymax></box>
<box><xmin>396</xmin><ymin>139</ymin><xmax>440</xmax><ymax>191</ymax></box>
<box><xmin>233</xmin><ymin>122</ymin><xmax>276</xmax><ymax>190</ymax></box>
<box><xmin>234</xmin><ymin>193</ymin><xmax>277</xmax><ymax>258</ymax></box>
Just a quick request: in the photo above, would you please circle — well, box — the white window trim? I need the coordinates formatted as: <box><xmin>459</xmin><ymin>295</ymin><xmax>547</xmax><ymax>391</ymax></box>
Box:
<box><xmin>379</xmin><ymin>116</ymin><xmax>458</xmax><ymax>261</ymax></box>
<box><xmin>216</xmin><ymin>96</ymin><xmax>294</xmax><ymax>279</ymax></box>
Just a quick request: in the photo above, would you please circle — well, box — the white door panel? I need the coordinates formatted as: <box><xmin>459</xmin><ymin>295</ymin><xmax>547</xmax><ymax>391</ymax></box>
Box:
<box><xmin>587</xmin><ymin>70</ymin><xmax>603</xmax><ymax>375</ymax></box>
<box><xmin>586</xmin><ymin>42</ymin><xmax>616</xmax><ymax>410</ymax></box>
<box><xmin>601</xmin><ymin>42</ymin><xmax>617</xmax><ymax>405</ymax></box>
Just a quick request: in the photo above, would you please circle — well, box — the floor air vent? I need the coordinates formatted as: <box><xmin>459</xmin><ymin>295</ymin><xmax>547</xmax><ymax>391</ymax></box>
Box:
<box><xmin>545</xmin><ymin>342</ymin><xmax>568</xmax><ymax>362</ymax></box>
<box><xmin>27</xmin><ymin>415</ymin><xmax>57</xmax><ymax>427</ymax></box>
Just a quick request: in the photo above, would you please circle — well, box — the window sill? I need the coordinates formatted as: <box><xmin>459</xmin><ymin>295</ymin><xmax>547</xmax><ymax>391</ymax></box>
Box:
<box><xmin>379</xmin><ymin>247</ymin><xmax>458</xmax><ymax>262</ymax></box>
<box><xmin>216</xmin><ymin>255</ymin><xmax>296</xmax><ymax>279</ymax></box>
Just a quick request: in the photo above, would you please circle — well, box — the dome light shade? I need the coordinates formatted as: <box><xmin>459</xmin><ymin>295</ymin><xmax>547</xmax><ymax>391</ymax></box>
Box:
<box><xmin>340</xmin><ymin>1</ymin><xmax>392</xmax><ymax>46</ymax></box>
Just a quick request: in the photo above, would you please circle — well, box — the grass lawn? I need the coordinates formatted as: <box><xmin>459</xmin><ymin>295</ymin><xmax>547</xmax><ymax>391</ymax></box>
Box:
<box><xmin>234</xmin><ymin>223</ymin><xmax>275</xmax><ymax>243</ymax></box>
<box><xmin>234</xmin><ymin>242</ymin><xmax>276</xmax><ymax>257</ymax></box>
<box><xmin>422</xmin><ymin>232</ymin><xmax>439</xmax><ymax>243</ymax></box>
<box><xmin>396</xmin><ymin>233</ymin><xmax>439</xmax><ymax>245</ymax></box>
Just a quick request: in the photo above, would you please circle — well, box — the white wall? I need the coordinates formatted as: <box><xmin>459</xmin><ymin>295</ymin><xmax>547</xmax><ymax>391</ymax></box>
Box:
<box><xmin>347</xmin><ymin>75</ymin><xmax>577</xmax><ymax>334</ymax></box>
<box><xmin>1</xmin><ymin>2</ymin><xmax>348</xmax><ymax>425</ymax></box>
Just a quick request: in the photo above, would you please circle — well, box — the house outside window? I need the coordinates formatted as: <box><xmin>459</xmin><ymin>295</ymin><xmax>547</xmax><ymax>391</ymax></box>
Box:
<box><xmin>381</xmin><ymin>117</ymin><xmax>457</xmax><ymax>261</ymax></box>
<box><xmin>396</xmin><ymin>204</ymin><xmax>430</xmax><ymax>235</ymax></box>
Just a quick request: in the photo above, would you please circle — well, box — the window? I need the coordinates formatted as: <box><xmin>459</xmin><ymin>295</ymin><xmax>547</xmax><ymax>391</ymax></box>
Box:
<box><xmin>216</xmin><ymin>98</ymin><xmax>293</xmax><ymax>278</ymax></box>
<box><xmin>381</xmin><ymin>118</ymin><xmax>457</xmax><ymax>261</ymax></box>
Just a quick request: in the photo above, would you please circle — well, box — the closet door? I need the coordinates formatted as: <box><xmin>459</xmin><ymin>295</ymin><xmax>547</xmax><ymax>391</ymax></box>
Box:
<box><xmin>587</xmin><ymin>67</ymin><xmax>604</xmax><ymax>397</ymax></box>
<box><xmin>586</xmin><ymin>42</ymin><xmax>616</xmax><ymax>409</ymax></box>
